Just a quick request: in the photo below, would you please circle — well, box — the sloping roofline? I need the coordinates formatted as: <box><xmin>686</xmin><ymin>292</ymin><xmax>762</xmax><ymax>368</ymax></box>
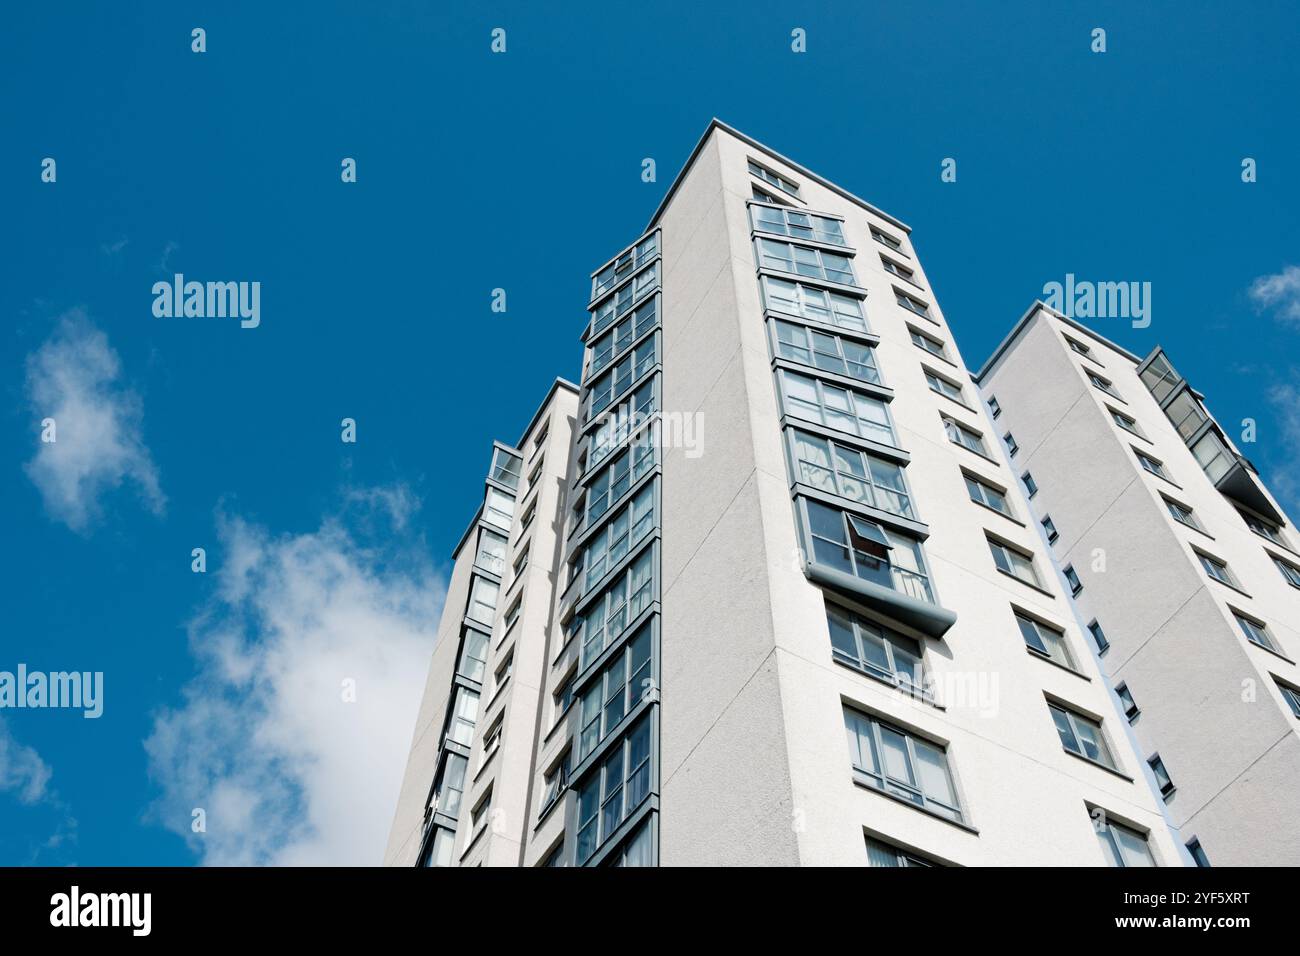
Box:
<box><xmin>974</xmin><ymin>300</ymin><xmax>1150</xmax><ymax>383</ymax></box>
<box><xmin>645</xmin><ymin>118</ymin><xmax>911</xmax><ymax>235</ymax></box>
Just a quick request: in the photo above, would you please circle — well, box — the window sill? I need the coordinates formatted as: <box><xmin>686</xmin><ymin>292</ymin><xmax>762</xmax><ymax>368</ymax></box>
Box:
<box><xmin>1246</xmin><ymin>638</ymin><xmax>1297</xmax><ymax>666</ymax></box>
<box><xmin>851</xmin><ymin>776</ymin><xmax>979</xmax><ymax>836</ymax></box>
<box><xmin>995</xmin><ymin>567</ymin><xmax>1057</xmax><ymax>599</ymax></box>
<box><xmin>1206</xmin><ymin>577</ymin><xmax>1253</xmax><ymax>600</ymax></box>
<box><xmin>967</xmin><ymin>498</ymin><xmax>1025</xmax><ymax>527</ymax></box>
<box><xmin>1062</xmin><ymin>748</ymin><xmax>1134</xmax><ymax>783</ymax></box>
<box><xmin>1171</xmin><ymin>519</ymin><xmax>1215</xmax><ymax>542</ymax></box>
<box><xmin>832</xmin><ymin>657</ymin><xmax>945</xmax><ymax>711</ymax></box>
<box><xmin>1026</xmin><ymin>647</ymin><xmax>1090</xmax><ymax>681</ymax></box>
<box><xmin>1255</xmin><ymin>533</ymin><xmax>1300</xmax><ymax>559</ymax></box>
<box><xmin>928</xmin><ymin>386</ymin><xmax>978</xmax><ymax>415</ymax></box>
<box><xmin>948</xmin><ymin>439</ymin><xmax>1003</xmax><ymax>469</ymax></box>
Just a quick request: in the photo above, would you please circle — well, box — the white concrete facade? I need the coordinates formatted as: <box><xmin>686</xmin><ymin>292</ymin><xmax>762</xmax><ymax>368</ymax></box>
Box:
<box><xmin>976</xmin><ymin>303</ymin><xmax>1300</xmax><ymax>866</ymax></box>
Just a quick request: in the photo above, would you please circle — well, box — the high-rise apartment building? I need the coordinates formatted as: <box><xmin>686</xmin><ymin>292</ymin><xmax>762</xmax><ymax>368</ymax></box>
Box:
<box><xmin>976</xmin><ymin>303</ymin><xmax>1300</xmax><ymax>866</ymax></box>
<box><xmin>384</xmin><ymin>120</ymin><xmax>1219</xmax><ymax>867</ymax></box>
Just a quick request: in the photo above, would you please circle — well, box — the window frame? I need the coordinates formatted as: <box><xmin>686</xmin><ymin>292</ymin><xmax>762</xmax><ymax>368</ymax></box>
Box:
<box><xmin>844</xmin><ymin>707</ymin><xmax>964</xmax><ymax>823</ymax></box>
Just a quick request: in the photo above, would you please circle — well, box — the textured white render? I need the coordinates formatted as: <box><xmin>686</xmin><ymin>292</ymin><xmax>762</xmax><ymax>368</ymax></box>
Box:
<box><xmin>977</xmin><ymin>304</ymin><xmax>1300</xmax><ymax>865</ymax></box>
<box><xmin>650</xmin><ymin>123</ymin><xmax>1177</xmax><ymax>866</ymax></box>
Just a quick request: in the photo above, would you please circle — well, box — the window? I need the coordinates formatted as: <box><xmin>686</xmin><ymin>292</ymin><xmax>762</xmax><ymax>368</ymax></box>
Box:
<box><xmin>446</xmin><ymin>688</ymin><xmax>480</xmax><ymax>747</ymax></box>
<box><xmin>518</xmin><ymin>499</ymin><xmax>537</xmax><ymax>535</ymax></box>
<box><xmin>1095</xmin><ymin>815</ymin><xmax>1156</xmax><ymax>867</ymax></box>
<box><xmin>1003</xmin><ymin>432</ymin><xmax>1019</xmax><ymax>456</ymax></box>
<box><xmin>1187</xmin><ymin>839</ymin><xmax>1211</xmax><ymax>868</ymax></box>
<box><xmin>866</xmin><ymin>837</ymin><xmax>937</xmax><ymax>868</ymax></box>
<box><xmin>1116</xmin><ymin>683</ymin><xmax>1139</xmax><ymax>721</ymax></box>
<box><xmin>588</xmin><ymin>380</ymin><xmax>656</xmax><ymax>466</ymax></box>
<box><xmin>1190</xmin><ymin>430</ymin><xmax>1234</xmax><ymax>483</ymax></box>
<box><xmin>1065</xmin><ymin>336</ymin><xmax>1092</xmax><ymax>359</ymax></box>
<box><xmin>494</xmin><ymin>653</ymin><xmax>513</xmax><ymax>692</ymax></box>
<box><xmin>474</xmin><ymin>528</ymin><xmax>507</xmax><ymax>576</ymax></box>
<box><xmin>1087</xmin><ymin>371</ymin><xmax>1119</xmax><ymax>398</ymax></box>
<box><xmin>1196</xmin><ymin>550</ymin><xmax>1239</xmax><ymax>588</ymax></box>
<box><xmin>1273</xmin><ymin>555</ymin><xmax>1300</xmax><ymax>590</ymax></box>
<box><xmin>942</xmin><ymin>416</ymin><xmax>987</xmax><ymax>455</ymax></box>
<box><xmin>1138</xmin><ymin>352</ymin><xmax>1180</xmax><ymax>403</ymax></box>
<box><xmin>924</xmin><ymin>368</ymin><xmax>965</xmax><ymax>403</ymax></box>
<box><xmin>870</xmin><ymin>225</ymin><xmax>902</xmax><ymax>251</ymax></box>
<box><xmin>480</xmin><ymin>719</ymin><xmax>502</xmax><ymax>767</ymax></box>
<box><xmin>589</xmin><ymin>338</ymin><xmax>656</xmax><ymax>417</ymax></box>
<box><xmin>758</xmin><ymin>238</ymin><xmax>856</xmax><ymax>286</ymax></box>
<box><xmin>457</xmin><ymin>628</ymin><xmax>489</xmax><ymax>683</ymax></box>
<box><xmin>1015</xmin><ymin>611</ymin><xmax>1074</xmax><ymax>669</ymax></box>
<box><xmin>1276</xmin><ymin>680</ymin><xmax>1300</xmax><ymax>718</ymax></box>
<box><xmin>470</xmin><ymin>791</ymin><xmax>493</xmax><ymax>838</ymax></box>
<box><xmin>1041</xmin><ymin>515</ymin><xmax>1059</xmax><ymax>543</ymax></box>
<box><xmin>773</xmin><ymin>320</ymin><xmax>881</xmax><ymax>384</ymax></box>
<box><xmin>1049</xmin><ymin>701</ymin><xmax>1116</xmax><ymax>769</ymax></box>
<box><xmin>483</xmin><ymin>488</ymin><xmax>516</xmax><ymax>530</ymax></box>
<box><xmin>467</xmin><ymin>576</ymin><xmax>499</xmax><ymax>624</ymax></box>
<box><xmin>490</xmin><ymin>448</ymin><xmax>522</xmax><ymax>489</ymax></box>
<box><xmin>606</xmin><ymin>818</ymin><xmax>653</xmax><ymax>868</ymax></box>
<box><xmin>1088</xmin><ymin>620</ymin><xmax>1110</xmax><ymax>654</ymax></box>
<box><xmin>1233</xmin><ymin>611</ymin><xmax>1278</xmax><ymax>653</ymax></box>
<box><xmin>779</xmin><ymin>369</ymin><xmax>896</xmax><ymax>445</ymax></box>
<box><xmin>909</xmin><ymin>326</ymin><xmax>947</xmax><ymax>359</ymax></box>
<box><xmin>964</xmin><ymin>472</ymin><xmax>1012</xmax><ymax>517</ymax></box>
<box><xmin>578</xmin><ymin>625</ymin><xmax>653</xmax><ymax>759</ymax></box>
<box><xmin>420</xmin><ymin>827</ymin><xmax>456</xmax><ymax>868</ymax></box>
<box><xmin>553</xmin><ymin>673</ymin><xmax>575</xmax><ymax>720</ymax></box>
<box><xmin>987</xmin><ymin>396</ymin><xmax>1001</xmax><ymax>418</ymax></box>
<box><xmin>880</xmin><ymin>255</ymin><xmax>918</xmax><ymax>284</ymax></box>
<box><xmin>574</xmin><ymin>547</ymin><xmax>654</xmax><ymax>667</ymax></box>
<box><xmin>790</xmin><ymin>430</ymin><xmax>912</xmax><ymax>517</ymax></box>
<box><xmin>748</xmin><ymin>159</ymin><xmax>800</xmax><ymax>197</ymax></box>
<box><xmin>580</xmin><ymin>482</ymin><xmax>655</xmax><ymax>591</ymax></box>
<box><xmin>988</xmin><ymin>538</ymin><xmax>1042</xmax><ymax>588</ymax></box>
<box><xmin>1148</xmin><ymin>755</ymin><xmax>1175</xmax><ymax>798</ymax></box>
<box><xmin>432</xmin><ymin>753</ymin><xmax>468</xmax><ymax>819</ymax></box>
<box><xmin>761</xmin><ymin>277</ymin><xmax>868</xmax><ymax>331</ymax></box>
<box><xmin>526</xmin><ymin>459</ymin><xmax>543</xmax><ymax>492</ymax></box>
<box><xmin>750</xmin><ymin>204</ymin><xmax>846</xmax><ymax>245</ymax></box>
<box><xmin>826</xmin><ymin>603</ymin><xmax>926</xmax><ymax>696</ymax></box>
<box><xmin>591</xmin><ymin>263</ymin><xmax>659</xmax><ymax>337</ymax></box>
<box><xmin>1163</xmin><ymin>496</ymin><xmax>1200</xmax><ymax>531</ymax></box>
<box><xmin>1239</xmin><ymin>509</ymin><xmax>1284</xmax><ymax>545</ymax></box>
<box><xmin>576</xmin><ymin>715</ymin><xmax>652</xmax><ymax>862</ymax></box>
<box><xmin>805</xmin><ymin>500</ymin><xmax>934</xmax><ymax>603</ymax></box>
<box><xmin>511</xmin><ymin>548</ymin><xmax>529</xmax><ymax>580</ymax></box>
<box><xmin>591</xmin><ymin>234</ymin><xmax>659</xmax><ymax>301</ymax></box>
<box><xmin>1135</xmin><ymin>450</ymin><xmax>1167</xmax><ymax>479</ymax></box>
<box><xmin>1063</xmin><ymin>564</ymin><xmax>1082</xmax><ymax>594</ymax></box>
<box><xmin>590</xmin><ymin>298</ymin><xmax>658</xmax><ymax>378</ymax></box>
<box><xmin>1166</xmin><ymin>389</ymin><xmax>1209</xmax><ymax>441</ymax></box>
<box><xmin>585</xmin><ymin>434</ymin><xmax>654</xmax><ymax>528</ymax></box>
<box><xmin>844</xmin><ymin>708</ymin><xmax>963</xmax><ymax>822</ymax></box>
<box><xmin>894</xmin><ymin>289</ymin><xmax>931</xmax><ymax>318</ymax></box>
<box><xmin>751</xmin><ymin>185</ymin><xmax>784</xmax><ymax>205</ymax></box>
<box><xmin>1022</xmin><ymin>472</ymin><xmax>1038</xmax><ymax>497</ymax></box>
<box><xmin>1109</xmin><ymin>407</ymin><xmax>1143</xmax><ymax>437</ymax></box>
<box><xmin>540</xmin><ymin>750</ymin><xmax>571</xmax><ymax>815</ymax></box>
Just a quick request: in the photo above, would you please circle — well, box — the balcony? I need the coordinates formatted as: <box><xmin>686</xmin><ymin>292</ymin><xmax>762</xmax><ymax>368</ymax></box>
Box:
<box><xmin>798</xmin><ymin>498</ymin><xmax>955</xmax><ymax>639</ymax></box>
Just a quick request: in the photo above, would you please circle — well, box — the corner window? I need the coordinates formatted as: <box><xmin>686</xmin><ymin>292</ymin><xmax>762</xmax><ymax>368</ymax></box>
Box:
<box><xmin>758</xmin><ymin>238</ymin><xmax>856</xmax><ymax>286</ymax></box>
<box><xmin>446</xmin><ymin>687</ymin><xmax>480</xmax><ymax>747</ymax></box>
<box><xmin>578</xmin><ymin>625</ymin><xmax>653</xmax><ymax>759</ymax></box>
<box><xmin>580</xmin><ymin>482</ymin><xmax>655</xmax><ymax>591</ymax></box>
<box><xmin>774</xmin><ymin>320</ymin><xmax>881</xmax><ymax>384</ymax></box>
<box><xmin>432</xmin><ymin>752</ymin><xmax>469</xmax><ymax>820</ymax></box>
<box><xmin>804</xmin><ymin>500</ymin><xmax>934</xmax><ymax>603</ymax></box>
<box><xmin>474</xmin><ymin>528</ymin><xmax>507</xmax><ymax>576</ymax></box>
<box><xmin>575</xmin><ymin>715</ymin><xmax>652</xmax><ymax>863</ymax></box>
<box><xmin>575</xmin><ymin>547</ymin><xmax>654</xmax><ymax>668</ymax></box>
<box><xmin>780</xmin><ymin>369</ymin><xmax>896</xmax><ymax>445</ymax></box>
<box><xmin>844</xmin><ymin>708</ymin><xmax>963</xmax><ymax>822</ymax></box>
<box><xmin>761</xmin><ymin>276</ymin><xmax>868</xmax><ymax>332</ymax></box>
<box><xmin>484</xmin><ymin>488</ymin><xmax>516</xmax><ymax>530</ymax></box>
<box><xmin>490</xmin><ymin>447</ymin><xmax>523</xmax><ymax>489</ymax></box>
<box><xmin>750</xmin><ymin>204</ymin><xmax>846</xmax><ymax>246</ymax></box>
<box><xmin>1138</xmin><ymin>351</ymin><xmax>1180</xmax><ymax>403</ymax></box>
<box><xmin>791</xmin><ymin>430</ymin><xmax>912</xmax><ymax>518</ymax></box>
<box><xmin>456</xmin><ymin>628</ymin><xmax>490</xmax><ymax>683</ymax></box>
<box><xmin>467</xmin><ymin>576</ymin><xmax>500</xmax><ymax>625</ymax></box>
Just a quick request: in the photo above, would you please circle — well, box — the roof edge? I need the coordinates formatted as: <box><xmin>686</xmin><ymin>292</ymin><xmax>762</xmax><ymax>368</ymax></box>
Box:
<box><xmin>973</xmin><ymin>300</ymin><xmax>1149</xmax><ymax>384</ymax></box>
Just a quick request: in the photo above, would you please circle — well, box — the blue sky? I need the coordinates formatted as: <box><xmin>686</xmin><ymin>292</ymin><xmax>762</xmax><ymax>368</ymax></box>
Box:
<box><xmin>2</xmin><ymin>1</ymin><xmax>1297</xmax><ymax>865</ymax></box>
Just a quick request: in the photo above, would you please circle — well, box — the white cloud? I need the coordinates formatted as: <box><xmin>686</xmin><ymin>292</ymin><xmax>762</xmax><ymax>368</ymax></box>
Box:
<box><xmin>23</xmin><ymin>312</ymin><xmax>164</xmax><ymax>532</ymax></box>
<box><xmin>0</xmin><ymin>717</ymin><xmax>52</xmax><ymax>805</ymax></box>
<box><xmin>1249</xmin><ymin>265</ymin><xmax>1300</xmax><ymax>325</ymax></box>
<box><xmin>144</xmin><ymin>489</ymin><xmax>444</xmax><ymax>866</ymax></box>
